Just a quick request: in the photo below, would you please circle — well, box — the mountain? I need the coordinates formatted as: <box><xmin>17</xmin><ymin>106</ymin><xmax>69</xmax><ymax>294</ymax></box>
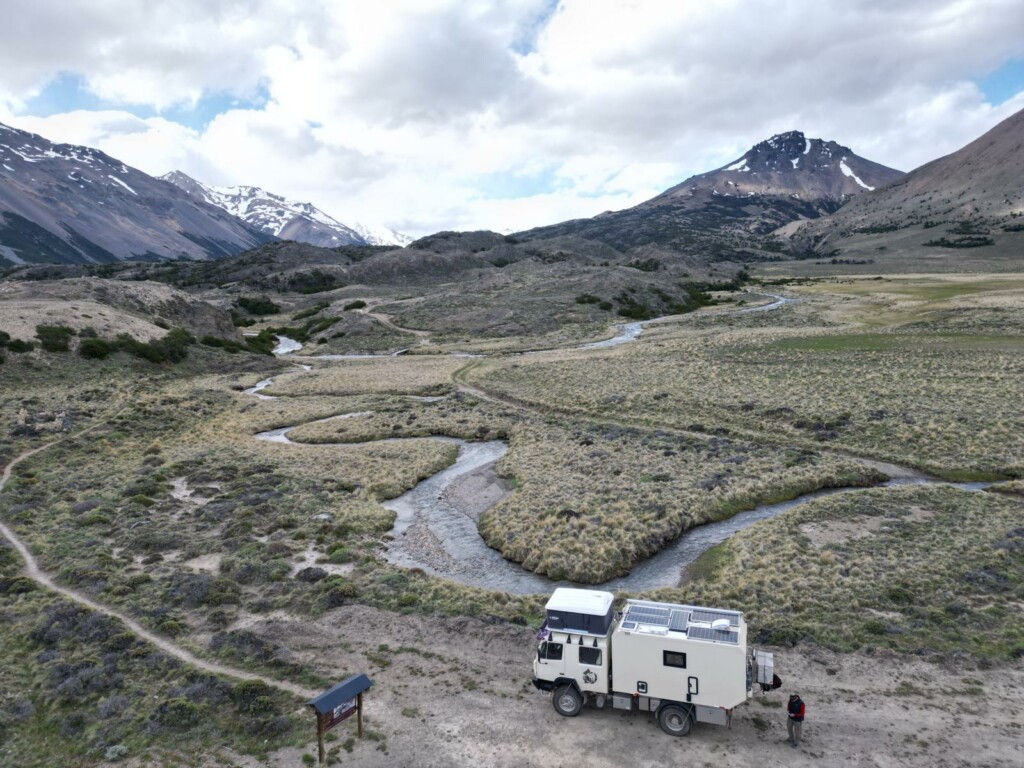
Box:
<box><xmin>161</xmin><ymin>171</ymin><xmax>412</xmax><ymax>248</ymax></box>
<box><xmin>516</xmin><ymin>131</ymin><xmax>904</xmax><ymax>259</ymax></box>
<box><xmin>0</xmin><ymin>123</ymin><xmax>273</xmax><ymax>266</ymax></box>
<box><xmin>790</xmin><ymin>107</ymin><xmax>1024</xmax><ymax>260</ymax></box>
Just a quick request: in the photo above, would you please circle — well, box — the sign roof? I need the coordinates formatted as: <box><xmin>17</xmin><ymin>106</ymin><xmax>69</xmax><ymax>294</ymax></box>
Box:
<box><xmin>308</xmin><ymin>673</ymin><xmax>373</xmax><ymax>715</ymax></box>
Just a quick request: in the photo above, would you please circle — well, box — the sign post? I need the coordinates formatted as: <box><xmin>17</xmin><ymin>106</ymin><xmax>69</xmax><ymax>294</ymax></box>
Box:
<box><xmin>307</xmin><ymin>674</ymin><xmax>373</xmax><ymax>767</ymax></box>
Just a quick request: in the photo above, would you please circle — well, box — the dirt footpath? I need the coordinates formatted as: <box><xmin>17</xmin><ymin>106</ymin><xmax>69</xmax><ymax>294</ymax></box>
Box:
<box><xmin>237</xmin><ymin>605</ymin><xmax>1023</xmax><ymax>768</ymax></box>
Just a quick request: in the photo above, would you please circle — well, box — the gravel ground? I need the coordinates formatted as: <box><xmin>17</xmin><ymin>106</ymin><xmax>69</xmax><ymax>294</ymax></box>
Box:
<box><xmin>218</xmin><ymin>605</ymin><xmax>1024</xmax><ymax>768</ymax></box>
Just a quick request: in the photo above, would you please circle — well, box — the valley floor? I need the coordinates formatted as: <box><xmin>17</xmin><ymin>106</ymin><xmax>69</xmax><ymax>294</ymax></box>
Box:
<box><xmin>0</xmin><ymin>268</ymin><xmax>1021</xmax><ymax>767</ymax></box>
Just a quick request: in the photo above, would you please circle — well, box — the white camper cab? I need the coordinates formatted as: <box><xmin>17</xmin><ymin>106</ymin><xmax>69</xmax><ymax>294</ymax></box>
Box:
<box><xmin>532</xmin><ymin>588</ymin><xmax>774</xmax><ymax>736</ymax></box>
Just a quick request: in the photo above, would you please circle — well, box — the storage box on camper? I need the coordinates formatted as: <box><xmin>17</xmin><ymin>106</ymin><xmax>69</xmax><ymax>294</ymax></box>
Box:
<box><xmin>544</xmin><ymin>588</ymin><xmax>615</xmax><ymax>635</ymax></box>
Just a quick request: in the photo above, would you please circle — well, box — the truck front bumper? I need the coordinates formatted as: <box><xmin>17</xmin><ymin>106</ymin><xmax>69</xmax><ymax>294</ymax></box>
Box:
<box><xmin>532</xmin><ymin>678</ymin><xmax>555</xmax><ymax>692</ymax></box>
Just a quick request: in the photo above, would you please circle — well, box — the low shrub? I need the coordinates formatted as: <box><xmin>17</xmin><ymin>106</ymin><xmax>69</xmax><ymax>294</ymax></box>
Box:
<box><xmin>236</xmin><ymin>296</ymin><xmax>281</xmax><ymax>315</ymax></box>
<box><xmin>79</xmin><ymin>338</ymin><xmax>116</xmax><ymax>360</ymax></box>
<box><xmin>36</xmin><ymin>324</ymin><xmax>75</xmax><ymax>352</ymax></box>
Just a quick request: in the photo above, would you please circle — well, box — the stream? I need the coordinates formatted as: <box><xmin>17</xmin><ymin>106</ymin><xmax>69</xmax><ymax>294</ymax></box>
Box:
<box><xmin>575</xmin><ymin>292</ymin><xmax>793</xmax><ymax>350</ymax></box>
<box><xmin>272</xmin><ymin>336</ymin><xmax>303</xmax><ymax>355</ymax></box>
<box><xmin>249</xmin><ymin>383</ymin><xmax>991</xmax><ymax>593</ymax></box>
<box><xmin>245</xmin><ymin>303</ymin><xmax>992</xmax><ymax>595</ymax></box>
<box><xmin>373</xmin><ymin>448</ymin><xmax>990</xmax><ymax>594</ymax></box>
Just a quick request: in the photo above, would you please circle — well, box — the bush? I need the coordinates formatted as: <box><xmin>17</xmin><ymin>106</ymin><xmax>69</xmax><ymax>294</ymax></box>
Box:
<box><xmin>0</xmin><ymin>330</ymin><xmax>10</xmax><ymax>347</ymax></box>
<box><xmin>923</xmin><ymin>236</ymin><xmax>994</xmax><ymax>248</ymax></box>
<box><xmin>246</xmin><ymin>329</ymin><xmax>277</xmax><ymax>356</ymax></box>
<box><xmin>79</xmin><ymin>338</ymin><xmax>116</xmax><ymax>360</ymax></box>
<box><xmin>575</xmin><ymin>294</ymin><xmax>601</xmax><ymax>305</ymax></box>
<box><xmin>293</xmin><ymin>301</ymin><xmax>330</xmax><ymax>321</ymax></box>
<box><xmin>236</xmin><ymin>296</ymin><xmax>280</xmax><ymax>315</ymax></box>
<box><xmin>117</xmin><ymin>328</ymin><xmax>195</xmax><ymax>364</ymax></box>
<box><xmin>7</xmin><ymin>338</ymin><xmax>33</xmax><ymax>353</ymax></box>
<box><xmin>343</xmin><ymin>300</ymin><xmax>367</xmax><ymax>311</ymax></box>
<box><xmin>36</xmin><ymin>324</ymin><xmax>75</xmax><ymax>352</ymax></box>
<box><xmin>287</xmin><ymin>270</ymin><xmax>343</xmax><ymax>294</ymax></box>
<box><xmin>151</xmin><ymin>698</ymin><xmax>206</xmax><ymax>729</ymax></box>
<box><xmin>626</xmin><ymin>258</ymin><xmax>661</xmax><ymax>272</ymax></box>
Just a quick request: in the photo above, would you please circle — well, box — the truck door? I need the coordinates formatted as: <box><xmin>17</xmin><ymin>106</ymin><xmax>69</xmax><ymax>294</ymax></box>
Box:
<box><xmin>537</xmin><ymin>641</ymin><xmax>565</xmax><ymax>678</ymax></box>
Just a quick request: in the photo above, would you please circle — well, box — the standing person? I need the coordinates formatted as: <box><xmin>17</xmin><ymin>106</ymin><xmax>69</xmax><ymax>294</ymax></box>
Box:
<box><xmin>787</xmin><ymin>693</ymin><xmax>806</xmax><ymax>747</ymax></box>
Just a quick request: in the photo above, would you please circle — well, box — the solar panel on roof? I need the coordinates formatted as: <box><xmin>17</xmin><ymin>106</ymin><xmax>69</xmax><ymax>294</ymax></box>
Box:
<box><xmin>620</xmin><ymin>621</ymin><xmax>636</xmax><ymax>630</ymax></box>
<box><xmin>688</xmin><ymin>626</ymin><xmax>739</xmax><ymax>644</ymax></box>
<box><xmin>669</xmin><ymin>610</ymin><xmax>690</xmax><ymax>632</ymax></box>
<box><xmin>624</xmin><ymin>605</ymin><xmax>671</xmax><ymax>627</ymax></box>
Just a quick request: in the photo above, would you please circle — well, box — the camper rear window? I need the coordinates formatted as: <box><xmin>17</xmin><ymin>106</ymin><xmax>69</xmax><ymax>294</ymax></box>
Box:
<box><xmin>579</xmin><ymin>647</ymin><xmax>602</xmax><ymax>666</ymax></box>
<box><xmin>541</xmin><ymin>642</ymin><xmax>563</xmax><ymax>661</ymax></box>
<box><xmin>663</xmin><ymin>651</ymin><xmax>687</xmax><ymax>669</ymax></box>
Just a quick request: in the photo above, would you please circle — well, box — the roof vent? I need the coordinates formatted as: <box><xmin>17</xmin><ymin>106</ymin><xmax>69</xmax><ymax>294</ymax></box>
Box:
<box><xmin>712</xmin><ymin>618</ymin><xmax>732</xmax><ymax>632</ymax></box>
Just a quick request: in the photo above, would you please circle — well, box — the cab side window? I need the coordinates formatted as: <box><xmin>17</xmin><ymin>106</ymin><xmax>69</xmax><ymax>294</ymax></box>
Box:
<box><xmin>579</xmin><ymin>647</ymin><xmax>602</xmax><ymax>666</ymax></box>
<box><xmin>540</xmin><ymin>642</ymin><xmax>563</xmax><ymax>661</ymax></box>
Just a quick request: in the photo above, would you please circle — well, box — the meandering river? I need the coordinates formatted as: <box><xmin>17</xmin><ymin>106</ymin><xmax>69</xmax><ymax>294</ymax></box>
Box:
<box><xmin>247</xmin><ymin>295</ymin><xmax>993</xmax><ymax>595</ymax></box>
<box><xmin>249</xmin><ymin>382</ymin><xmax>990</xmax><ymax>593</ymax></box>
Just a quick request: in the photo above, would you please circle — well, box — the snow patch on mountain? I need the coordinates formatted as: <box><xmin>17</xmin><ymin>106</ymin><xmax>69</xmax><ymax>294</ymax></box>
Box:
<box><xmin>161</xmin><ymin>172</ymin><xmax>411</xmax><ymax>248</ymax></box>
<box><xmin>839</xmin><ymin>158</ymin><xmax>874</xmax><ymax>191</ymax></box>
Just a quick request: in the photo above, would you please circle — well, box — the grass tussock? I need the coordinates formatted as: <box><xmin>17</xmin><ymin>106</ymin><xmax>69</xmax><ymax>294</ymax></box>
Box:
<box><xmin>655</xmin><ymin>485</ymin><xmax>1024</xmax><ymax>659</ymax></box>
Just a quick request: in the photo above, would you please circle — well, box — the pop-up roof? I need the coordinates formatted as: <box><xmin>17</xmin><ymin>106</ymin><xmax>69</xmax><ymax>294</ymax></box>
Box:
<box><xmin>545</xmin><ymin>588</ymin><xmax>615</xmax><ymax>617</ymax></box>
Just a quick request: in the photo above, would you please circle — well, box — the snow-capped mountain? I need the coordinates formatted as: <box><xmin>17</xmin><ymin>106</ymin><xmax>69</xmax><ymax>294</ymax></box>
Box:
<box><xmin>516</xmin><ymin>130</ymin><xmax>904</xmax><ymax>252</ymax></box>
<box><xmin>161</xmin><ymin>171</ymin><xmax>411</xmax><ymax>248</ymax></box>
<box><xmin>654</xmin><ymin>131</ymin><xmax>904</xmax><ymax>203</ymax></box>
<box><xmin>0</xmin><ymin>123</ymin><xmax>272</xmax><ymax>265</ymax></box>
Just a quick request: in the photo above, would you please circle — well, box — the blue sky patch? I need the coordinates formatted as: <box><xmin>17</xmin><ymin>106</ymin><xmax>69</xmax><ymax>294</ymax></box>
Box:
<box><xmin>978</xmin><ymin>59</ymin><xmax>1024</xmax><ymax>105</ymax></box>
<box><xmin>20</xmin><ymin>72</ymin><xmax>269</xmax><ymax>131</ymax></box>
<box><xmin>511</xmin><ymin>0</ymin><xmax>560</xmax><ymax>55</ymax></box>
<box><xmin>476</xmin><ymin>166</ymin><xmax>569</xmax><ymax>199</ymax></box>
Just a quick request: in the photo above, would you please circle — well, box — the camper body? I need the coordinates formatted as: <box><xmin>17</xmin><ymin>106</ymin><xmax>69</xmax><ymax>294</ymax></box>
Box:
<box><xmin>533</xmin><ymin>588</ymin><xmax>772</xmax><ymax>736</ymax></box>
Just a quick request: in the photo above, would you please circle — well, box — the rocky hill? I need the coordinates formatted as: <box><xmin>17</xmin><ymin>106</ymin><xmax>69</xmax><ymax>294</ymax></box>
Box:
<box><xmin>790</xmin><ymin>107</ymin><xmax>1024</xmax><ymax>262</ymax></box>
<box><xmin>0</xmin><ymin>277</ymin><xmax>240</xmax><ymax>342</ymax></box>
<box><xmin>517</xmin><ymin>131</ymin><xmax>903</xmax><ymax>259</ymax></box>
<box><xmin>162</xmin><ymin>171</ymin><xmax>411</xmax><ymax>248</ymax></box>
<box><xmin>0</xmin><ymin>123</ymin><xmax>273</xmax><ymax>265</ymax></box>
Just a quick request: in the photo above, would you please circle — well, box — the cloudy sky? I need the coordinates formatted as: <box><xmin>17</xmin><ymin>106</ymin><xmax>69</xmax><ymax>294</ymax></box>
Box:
<box><xmin>2</xmin><ymin>0</ymin><xmax>1023</xmax><ymax>237</ymax></box>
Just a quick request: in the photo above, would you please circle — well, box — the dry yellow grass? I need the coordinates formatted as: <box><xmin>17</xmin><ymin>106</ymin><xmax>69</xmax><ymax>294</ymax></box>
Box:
<box><xmin>266</xmin><ymin>356</ymin><xmax>465</xmax><ymax>397</ymax></box>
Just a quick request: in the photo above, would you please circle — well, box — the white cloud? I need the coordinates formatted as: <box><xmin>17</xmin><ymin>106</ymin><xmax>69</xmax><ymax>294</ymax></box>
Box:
<box><xmin>2</xmin><ymin>0</ymin><xmax>1024</xmax><ymax>236</ymax></box>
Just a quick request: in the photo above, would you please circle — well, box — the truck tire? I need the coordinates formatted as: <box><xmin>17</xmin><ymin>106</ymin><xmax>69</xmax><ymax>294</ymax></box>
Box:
<box><xmin>552</xmin><ymin>685</ymin><xmax>583</xmax><ymax>717</ymax></box>
<box><xmin>657</xmin><ymin>704</ymin><xmax>693</xmax><ymax>736</ymax></box>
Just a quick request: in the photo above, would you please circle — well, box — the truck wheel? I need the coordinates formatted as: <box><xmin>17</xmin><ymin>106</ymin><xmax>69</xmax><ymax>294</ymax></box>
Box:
<box><xmin>552</xmin><ymin>685</ymin><xmax>583</xmax><ymax>717</ymax></box>
<box><xmin>657</xmin><ymin>704</ymin><xmax>693</xmax><ymax>736</ymax></box>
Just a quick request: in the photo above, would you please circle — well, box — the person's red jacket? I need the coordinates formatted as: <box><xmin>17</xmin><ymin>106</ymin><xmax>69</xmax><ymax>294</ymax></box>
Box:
<box><xmin>788</xmin><ymin>697</ymin><xmax>805</xmax><ymax>721</ymax></box>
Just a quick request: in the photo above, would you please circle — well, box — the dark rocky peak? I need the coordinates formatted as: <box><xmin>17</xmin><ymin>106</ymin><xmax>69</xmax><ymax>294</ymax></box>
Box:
<box><xmin>723</xmin><ymin>131</ymin><xmax>854</xmax><ymax>175</ymax></box>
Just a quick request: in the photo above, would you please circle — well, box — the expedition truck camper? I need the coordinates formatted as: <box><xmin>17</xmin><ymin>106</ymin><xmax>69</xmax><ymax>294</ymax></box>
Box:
<box><xmin>532</xmin><ymin>588</ymin><xmax>775</xmax><ymax>736</ymax></box>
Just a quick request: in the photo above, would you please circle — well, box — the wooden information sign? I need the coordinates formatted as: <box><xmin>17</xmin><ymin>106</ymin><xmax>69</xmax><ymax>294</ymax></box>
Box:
<box><xmin>307</xmin><ymin>673</ymin><xmax>373</xmax><ymax>766</ymax></box>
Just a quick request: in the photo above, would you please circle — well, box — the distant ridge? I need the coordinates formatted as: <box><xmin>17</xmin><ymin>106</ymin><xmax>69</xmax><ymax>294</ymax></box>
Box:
<box><xmin>162</xmin><ymin>171</ymin><xmax>412</xmax><ymax>248</ymax></box>
<box><xmin>0</xmin><ymin>122</ymin><xmax>272</xmax><ymax>265</ymax></box>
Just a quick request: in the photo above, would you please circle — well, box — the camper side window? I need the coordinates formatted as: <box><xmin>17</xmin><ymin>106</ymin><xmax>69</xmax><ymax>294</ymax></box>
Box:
<box><xmin>541</xmin><ymin>642</ymin><xmax>563</xmax><ymax>661</ymax></box>
<box><xmin>579</xmin><ymin>647</ymin><xmax>602</xmax><ymax>666</ymax></box>
<box><xmin>663</xmin><ymin>650</ymin><xmax>687</xmax><ymax>669</ymax></box>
